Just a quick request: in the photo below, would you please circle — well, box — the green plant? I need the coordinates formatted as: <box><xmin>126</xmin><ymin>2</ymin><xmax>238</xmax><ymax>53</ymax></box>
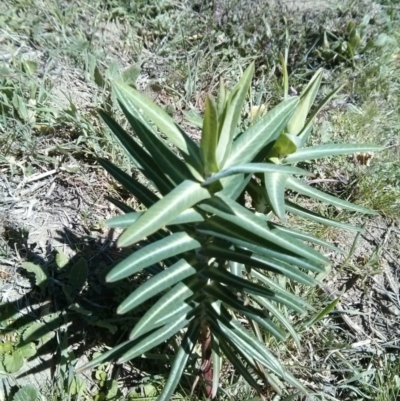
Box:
<box><xmin>315</xmin><ymin>16</ymin><xmax>391</xmax><ymax>65</ymax></box>
<box><xmin>76</xmin><ymin>62</ymin><xmax>382</xmax><ymax>399</ymax></box>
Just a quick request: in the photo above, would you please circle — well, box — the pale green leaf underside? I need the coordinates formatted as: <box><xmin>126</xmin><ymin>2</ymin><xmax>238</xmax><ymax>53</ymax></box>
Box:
<box><xmin>118</xmin><ymin>180</ymin><xmax>211</xmax><ymax>247</ymax></box>
<box><xmin>284</xmin><ymin>144</ymin><xmax>382</xmax><ymax>164</ymax></box>
<box><xmin>226</xmin><ymin>97</ymin><xmax>299</xmax><ymax>167</ymax></box>
<box><xmin>107</xmin><ymin>232</ymin><xmax>201</xmax><ymax>282</ymax></box>
<box><xmin>286</xmin><ymin>176</ymin><xmax>377</xmax><ymax>214</ymax></box>
<box><xmin>203</xmin><ymin>162</ymin><xmax>312</xmax><ymax>185</ymax></box>
<box><xmin>117</xmin><ymin>257</ymin><xmax>199</xmax><ymax>315</ymax></box>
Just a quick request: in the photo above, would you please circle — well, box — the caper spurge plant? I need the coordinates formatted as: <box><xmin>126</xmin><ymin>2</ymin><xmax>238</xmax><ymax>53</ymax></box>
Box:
<box><xmin>78</xmin><ymin>63</ymin><xmax>381</xmax><ymax>399</ymax></box>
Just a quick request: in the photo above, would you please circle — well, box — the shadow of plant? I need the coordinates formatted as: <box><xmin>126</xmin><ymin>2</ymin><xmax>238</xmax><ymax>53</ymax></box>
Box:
<box><xmin>0</xmin><ymin>225</ymin><xmax>181</xmax><ymax>398</ymax></box>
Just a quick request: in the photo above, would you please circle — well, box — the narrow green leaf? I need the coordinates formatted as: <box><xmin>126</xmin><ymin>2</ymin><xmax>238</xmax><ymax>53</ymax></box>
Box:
<box><xmin>204</xmin><ymin>268</ymin><xmax>304</xmax><ymax>313</ymax></box>
<box><xmin>75</xmin><ymin>339</ymin><xmax>138</xmax><ymax>373</ymax></box>
<box><xmin>113</xmin><ymin>81</ymin><xmax>204</xmax><ymax>179</ymax></box>
<box><xmin>297</xmin><ymin>85</ymin><xmax>343</xmax><ymax>146</ymax></box>
<box><xmin>217</xmin><ymin>77</ymin><xmax>227</xmax><ymax>119</ymax></box>
<box><xmin>286</xmin><ymin>200</ymin><xmax>364</xmax><ymax>232</ymax></box>
<box><xmin>225</xmin><ymin>97</ymin><xmax>299</xmax><ymax>167</ymax></box>
<box><xmin>118</xmin><ymin>180</ymin><xmax>211</xmax><ymax>247</ymax></box>
<box><xmin>286</xmin><ymin>176</ymin><xmax>377</xmax><ymax>214</ymax></box>
<box><xmin>211</xmin><ymin>335</ymin><xmax>221</xmax><ymax>398</ymax></box>
<box><xmin>117</xmin><ymin>257</ymin><xmax>199</xmax><ymax>315</ymax></box>
<box><xmin>216</xmin><ymin>333</ymin><xmax>262</xmax><ymax>393</ymax></box>
<box><xmin>214</xmin><ymin>308</ymin><xmax>308</xmax><ymax>393</ymax></box>
<box><xmin>130</xmin><ymin>277</ymin><xmax>205</xmax><ymax>339</ymax></box>
<box><xmin>158</xmin><ymin>321</ymin><xmax>200</xmax><ymax>401</ymax></box>
<box><xmin>106</xmin><ymin>212</ymin><xmax>142</xmax><ymax>228</ymax></box>
<box><xmin>305</xmin><ymin>297</ymin><xmax>340</xmax><ymax>327</ymax></box>
<box><xmin>197</xmin><ymin>217</ymin><xmax>327</xmax><ymax>273</ymax></box>
<box><xmin>199</xmin><ymin>195</ymin><xmax>328</xmax><ymax>265</ymax></box>
<box><xmin>203</xmin><ymin>163</ymin><xmax>312</xmax><ymax>185</ymax></box>
<box><xmin>202</xmin><ymin>94</ymin><xmax>219</xmax><ymax>173</ymax></box>
<box><xmin>249</xmin><ymin>269</ymin><xmax>310</xmax><ymax>312</ymax></box>
<box><xmin>205</xmin><ymin>284</ymin><xmax>286</xmax><ymax>341</ymax></box>
<box><xmin>207</xmin><ymin>305</ymin><xmax>285</xmax><ymax>377</ymax></box>
<box><xmin>183</xmin><ymin>109</ymin><xmax>203</xmax><ymax>129</ymax></box>
<box><xmin>107</xmin><ymin>233</ymin><xmax>201</xmax><ymax>282</ymax></box>
<box><xmin>284</xmin><ymin>143</ymin><xmax>382</xmax><ymax>164</ymax></box>
<box><xmin>264</xmin><ymin>172</ymin><xmax>288</xmax><ymax>221</ymax></box>
<box><xmin>201</xmin><ymin>244</ymin><xmax>315</xmax><ymax>286</ymax></box>
<box><xmin>107</xmin><ymin>208</ymin><xmax>205</xmax><ymax>229</ymax></box>
<box><xmin>105</xmin><ymin>196</ymin><xmax>134</xmax><ymax>213</ymax></box>
<box><xmin>286</xmin><ymin>69</ymin><xmax>323</xmax><ymax>135</ymax></box>
<box><xmin>269</xmin><ymin>222</ymin><xmax>344</xmax><ymax>253</ymax></box>
<box><xmin>252</xmin><ymin>295</ymin><xmax>301</xmax><ymax>348</ymax></box>
<box><xmin>216</xmin><ymin>63</ymin><xmax>254</xmax><ymax>166</ymax></box>
<box><xmin>118</xmin><ymin>313</ymin><xmax>195</xmax><ymax>363</ymax></box>
<box><xmin>99</xmin><ymin>158</ymin><xmax>158</xmax><ymax>208</ymax></box>
<box><xmin>99</xmin><ymin>110</ymin><xmax>172</xmax><ymax>194</ymax></box>
<box><xmin>118</xmin><ymin>101</ymin><xmax>194</xmax><ymax>185</ymax></box>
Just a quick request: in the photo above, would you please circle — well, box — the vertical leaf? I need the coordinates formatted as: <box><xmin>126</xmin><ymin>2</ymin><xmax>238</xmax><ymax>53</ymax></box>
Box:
<box><xmin>201</xmin><ymin>94</ymin><xmax>219</xmax><ymax>173</ymax></box>
<box><xmin>216</xmin><ymin>63</ymin><xmax>254</xmax><ymax>166</ymax></box>
<box><xmin>286</xmin><ymin>69</ymin><xmax>323</xmax><ymax>135</ymax></box>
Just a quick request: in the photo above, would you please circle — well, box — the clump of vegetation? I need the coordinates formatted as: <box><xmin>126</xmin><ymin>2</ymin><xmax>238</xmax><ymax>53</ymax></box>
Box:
<box><xmin>77</xmin><ymin>62</ymin><xmax>380</xmax><ymax>399</ymax></box>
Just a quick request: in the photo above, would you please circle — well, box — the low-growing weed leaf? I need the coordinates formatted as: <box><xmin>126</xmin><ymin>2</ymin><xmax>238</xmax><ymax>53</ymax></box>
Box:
<box><xmin>4</xmin><ymin>351</ymin><xmax>23</xmax><ymax>373</ymax></box>
<box><xmin>12</xmin><ymin>385</ymin><xmax>40</xmax><ymax>401</ymax></box>
<box><xmin>20</xmin><ymin>262</ymin><xmax>48</xmax><ymax>292</ymax></box>
<box><xmin>69</xmin><ymin>258</ymin><xmax>88</xmax><ymax>288</ymax></box>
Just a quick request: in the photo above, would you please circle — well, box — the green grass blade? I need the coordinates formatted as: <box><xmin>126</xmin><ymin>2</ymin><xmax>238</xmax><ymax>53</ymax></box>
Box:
<box><xmin>201</xmin><ymin>93</ymin><xmax>219</xmax><ymax>173</ymax></box>
<box><xmin>284</xmin><ymin>144</ymin><xmax>382</xmax><ymax>164</ymax></box>
<box><xmin>225</xmin><ymin>97</ymin><xmax>299</xmax><ymax>167</ymax></box>
<box><xmin>114</xmin><ymin>81</ymin><xmax>204</xmax><ymax>179</ymax></box>
<box><xmin>99</xmin><ymin>158</ymin><xmax>158</xmax><ymax>207</ymax></box>
<box><xmin>286</xmin><ymin>176</ymin><xmax>377</xmax><ymax>214</ymax></box>
<box><xmin>158</xmin><ymin>320</ymin><xmax>200</xmax><ymax>401</ymax></box>
<box><xmin>203</xmin><ymin>162</ymin><xmax>312</xmax><ymax>185</ymax></box>
<box><xmin>107</xmin><ymin>232</ymin><xmax>201</xmax><ymax>282</ymax></box>
<box><xmin>117</xmin><ymin>257</ymin><xmax>199</xmax><ymax>315</ymax></box>
<box><xmin>216</xmin><ymin>63</ymin><xmax>254</xmax><ymax>166</ymax></box>
<box><xmin>249</xmin><ymin>269</ymin><xmax>311</xmax><ymax>312</ymax></box>
<box><xmin>252</xmin><ymin>295</ymin><xmax>301</xmax><ymax>349</ymax></box>
<box><xmin>118</xmin><ymin>180</ymin><xmax>211</xmax><ymax>247</ymax></box>
<box><xmin>269</xmin><ymin>222</ymin><xmax>344</xmax><ymax>254</ymax></box>
<box><xmin>305</xmin><ymin>297</ymin><xmax>340</xmax><ymax>328</ymax></box>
